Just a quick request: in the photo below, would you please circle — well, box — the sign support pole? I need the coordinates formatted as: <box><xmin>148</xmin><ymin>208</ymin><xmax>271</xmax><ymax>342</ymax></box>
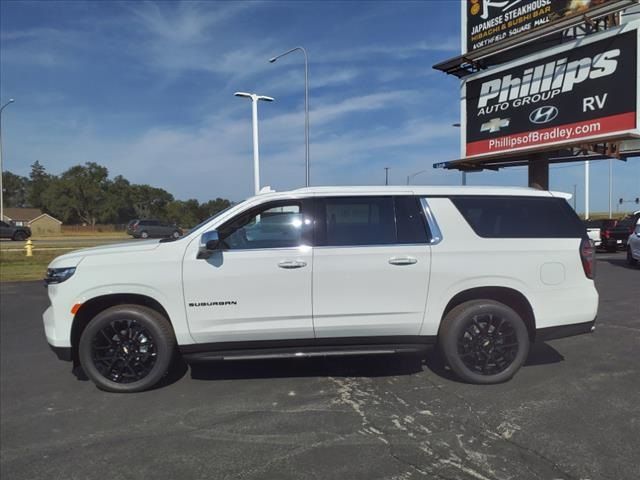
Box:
<box><xmin>528</xmin><ymin>154</ymin><xmax>549</xmax><ymax>190</ymax></box>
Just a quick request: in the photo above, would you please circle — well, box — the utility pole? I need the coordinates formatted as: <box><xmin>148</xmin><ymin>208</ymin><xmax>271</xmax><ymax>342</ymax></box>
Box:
<box><xmin>384</xmin><ymin>167</ymin><xmax>389</xmax><ymax>185</ymax></box>
<box><xmin>573</xmin><ymin>184</ymin><xmax>577</xmax><ymax>210</ymax></box>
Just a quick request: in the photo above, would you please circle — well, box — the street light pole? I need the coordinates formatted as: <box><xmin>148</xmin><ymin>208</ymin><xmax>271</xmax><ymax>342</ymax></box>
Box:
<box><xmin>234</xmin><ymin>92</ymin><xmax>274</xmax><ymax>195</ymax></box>
<box><xmin>269</xmin><ymin>47</ymin><xmax>310</xmax><ymax>187</ymax></box>
<box><xmin>384</xmin><ymin>167</ymin><xmax>389</xmax><ymax>186</ymax></box>
<box><xmin>407</xmin><ymin>169</ymin><xmax>429</xmax><ymax>185</ymax></box>
<box><xmin>0</xmin><ymin>98</ymin><xmax>16</xmax><ymax>223</ymax></box>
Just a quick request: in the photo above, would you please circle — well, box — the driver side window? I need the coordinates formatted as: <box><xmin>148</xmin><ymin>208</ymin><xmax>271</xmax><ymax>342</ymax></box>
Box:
<box><xmin>219</xmin><ymin>201</ymin><xmax>306</xmax><ymax>250</ymax></box>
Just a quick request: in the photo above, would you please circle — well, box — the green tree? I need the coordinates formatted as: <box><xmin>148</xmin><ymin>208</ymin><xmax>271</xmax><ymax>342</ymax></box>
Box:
<box><xmin>129</xmin><ymin>184</ymin><xmax>174</xmax><ymax>219</ymax></box>
<box><xmin>165</xmin><ymin>199</ymin><xmax>201</xmax><ymax>228</ymax></box>
<box><xmin>43</xmin><ymin>162</ymin><xmax>111</xmax><ymax>225</ymax></box>
<box><xmin>2</xmin><ymin>171</ymin><xmax>30</xmax><ymax>208</ymax></box>
<box><xmin>199</xmin><ymin>198</ymin><xmax>232</xmax><ymax>220</ymax></box>
<box><xmin>103</xmin><ymin>175</ymin><xmax>135</xmax><ymax>223</ymax></box>
<box><xmin>27</xmin><ymin>161</ymin><xmax>52</xmax><ymax>209</ymax></box>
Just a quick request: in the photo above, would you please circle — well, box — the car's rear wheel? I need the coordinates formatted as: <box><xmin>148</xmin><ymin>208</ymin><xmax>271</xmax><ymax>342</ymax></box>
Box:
<box><xmin>172</xmin><ymin>230</ymin><xmax>180</xmax><ymax>239</ymax></box>
<box><xmin>438</xmin><ymin>300</ymin><xmax>530</xmax><ymax>384</ymax></box>
<box><xmin>140</xmin><ymin>231</ymin><xmax>149</xmax><ymax>239</ymax></box>
<box><xmin>627</xmin><ymin>247</ymin><xmax>638</xmax><ymax>266</ymax></box>
<box><xmin>12</xmin><ymin>231</ymin><xmax>27</xmax><ymax>241</ymax></box>
<box><xmin>79</xmin><ymin>305</ymin><xmax>175</xmax><ymax>393</ymax></box>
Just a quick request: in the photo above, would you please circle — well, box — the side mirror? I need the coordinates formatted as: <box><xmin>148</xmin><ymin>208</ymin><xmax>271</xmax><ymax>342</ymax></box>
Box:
<box><xmin>198</xmin><ymin>230</ymin><xmax>221</xmax><ymax>258</ymax></box>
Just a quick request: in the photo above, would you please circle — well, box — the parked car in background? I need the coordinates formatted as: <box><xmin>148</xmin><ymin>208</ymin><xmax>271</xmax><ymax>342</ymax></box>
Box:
<box><xmin>607</xmin><ymin>211</ymin><xmax>640</xmax><ymax>251</ymax></box>
<box><xmin>626</xmin><ymin>219</ymin><xmax>640</xmax><ymax>266</ymax></box>
<box><xmin>584</xmin><ymin>219</ymin><xmax>618</xmax><ymax>251</ymax></box>
<box><xmin>0</xmin><ymin>220</ymin><xmax>32</xmax><ymax>241</ymax></box>
<box><xmin>126</xmin><ymin>219</ymin><xmax>182</xmax><ymax>239</ymax></box>
<box><xmin>43</xmin><ymin>186</ymin><xmax>598</xmax><ymax>392</ymax></box>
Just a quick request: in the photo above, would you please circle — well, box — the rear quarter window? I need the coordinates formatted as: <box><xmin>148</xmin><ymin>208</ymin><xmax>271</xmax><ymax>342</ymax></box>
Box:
<box><xmin>451</xmin><ymin>196</ymin><xmax>585</xmax><ymax>238</ymax></box>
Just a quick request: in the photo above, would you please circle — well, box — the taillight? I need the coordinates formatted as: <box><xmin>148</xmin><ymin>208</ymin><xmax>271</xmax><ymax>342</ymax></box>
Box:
<box><xmin>580</xmin><ymin>238</ymin><xmax>595</xmax><ymax>279</ymax></box>
<box><xmin>602</xmin><ymin>229</ymin><xmax>610</xmax><ymax>239</ymax></box>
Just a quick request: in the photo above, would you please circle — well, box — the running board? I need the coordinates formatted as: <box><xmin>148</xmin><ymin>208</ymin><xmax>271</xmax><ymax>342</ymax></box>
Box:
<box><xmin>182</xmin><ymin>343</ymin><xmax>430</xmax><ymax>363</ymax></box>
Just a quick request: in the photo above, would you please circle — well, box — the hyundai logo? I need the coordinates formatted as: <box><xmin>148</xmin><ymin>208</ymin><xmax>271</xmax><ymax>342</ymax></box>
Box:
<box><xmin>529</xmin><ymin>106</ymin><xmax>558</xmax><ymax>124</ymax></box>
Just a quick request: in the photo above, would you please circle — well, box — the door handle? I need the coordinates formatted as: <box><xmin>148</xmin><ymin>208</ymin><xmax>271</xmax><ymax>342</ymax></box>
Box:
<box><xmin>388</xmin><ymin>256</ymin><xmax>417</xmax><ymax>266</ymax></box>
<box><xmin>278</xmin><ymin>260</ymin><xmax>307</xmax><ymax>269</ymax></box>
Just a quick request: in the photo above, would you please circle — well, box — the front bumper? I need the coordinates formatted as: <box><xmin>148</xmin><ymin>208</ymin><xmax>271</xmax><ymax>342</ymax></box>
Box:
<box><xmin>536</xmin><ymin>319</ymin><xmax>596</xmax><ymax>342</ymax></box>
<box><xmin>49</xmin><ymin>343</ymin><xmax>72</xmax><ymax>361</ymax></box>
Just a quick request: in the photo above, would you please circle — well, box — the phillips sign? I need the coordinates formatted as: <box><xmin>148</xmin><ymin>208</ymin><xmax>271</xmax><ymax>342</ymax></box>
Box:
<box><xmin>462</xmin><ymin>21</ymin><xmax>639</xmax><ymax>158</ymax></box>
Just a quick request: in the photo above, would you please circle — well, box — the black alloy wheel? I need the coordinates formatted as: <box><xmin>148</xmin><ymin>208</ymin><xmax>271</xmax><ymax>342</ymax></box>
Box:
<box><xmin>457</xmin><ymin>313</ymin><xmax>519</xmax><ymax>376</ymax></box>
<box><xmin>439</xmin><ymin>299</ymin><xmax>530</xmax><ymax>384</ymax></box>
<box><xmin>13</xmin><ymin>231</ymin><xmax>27</xmax><ymax>241</ymax></box>
<box><xmin>79</xmin><ymin>305</ymin><xmax>175</xmax><ymax>392</ymax></box>
<box><xmin>91</xmin><ymin>319</ymin><xmax>157</xmax><ymax>383</ymax></box>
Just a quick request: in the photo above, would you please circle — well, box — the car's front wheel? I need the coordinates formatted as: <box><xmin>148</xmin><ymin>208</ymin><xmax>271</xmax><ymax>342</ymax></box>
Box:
<box><xmin>140</xmin><ymin>231</ymin><xmax>149</xmax><ymax>239</ymax></box>
<box><xmin>79</xmin><ymin>305</ymin><xmax>175</xmax><ymax>393</ymax></box>
<box><xmin>438</xmin><ymin>299</ymin><xmax>530</xmax><ymax>384</ymax></box>
<box><xmin>172</xmin><ymin>230</ymin><xmax>180</xmax><ymax>239</ymax></box>
<box><xmin>627</xmin><ymin>247</ymin><xmax>638</xmax><ymax>266</ymax></box>
<box><xmin>12</xmin><ymin>231</ymin><xmax>27</xmax><ymax>241</ymax></box>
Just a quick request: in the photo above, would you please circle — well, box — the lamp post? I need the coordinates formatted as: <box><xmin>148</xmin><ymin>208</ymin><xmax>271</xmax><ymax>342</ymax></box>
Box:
<box><xmin>234</xmin><ymin>92</ymin><xmax>274</xmax><ymax>195</ymax></box>
<box><xmin>269</xmin><ymin>47</ymin><xmax>310</xmax><ymax>187</ymax></box>
<box><xmin>407</xmin><ymin>169</ymin><xmax>429</xmax><ymax>185</ymax></box>
<box><xmin>384</xmin><ymin>167</ymin><xmax>389</xmax><ymax>185</ymax></box>
<box><xmin>0</xmin><ymin>98</ymin><xmax>16</xmax><ymax>223</ymax></box>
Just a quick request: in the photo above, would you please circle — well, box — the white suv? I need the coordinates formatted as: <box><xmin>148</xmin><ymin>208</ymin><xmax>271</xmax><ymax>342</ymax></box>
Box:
<box><xmin>43</xmin><ymin>186</ymin><xmax>598</xmax><ymax>392</ymax></box>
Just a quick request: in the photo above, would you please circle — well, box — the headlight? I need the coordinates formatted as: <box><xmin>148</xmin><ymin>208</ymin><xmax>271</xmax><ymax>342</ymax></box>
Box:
<box><xmin>45</xmin><ymin>267</ymin><xmax>76</xmax><ymax>285</ymax></box>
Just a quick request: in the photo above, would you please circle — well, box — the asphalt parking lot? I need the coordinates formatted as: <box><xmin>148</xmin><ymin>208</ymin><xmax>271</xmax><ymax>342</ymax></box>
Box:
<box><xmin>1</xmin><ymin>253</ymin><xmax>638</xmax><ymax>480</ymax></box>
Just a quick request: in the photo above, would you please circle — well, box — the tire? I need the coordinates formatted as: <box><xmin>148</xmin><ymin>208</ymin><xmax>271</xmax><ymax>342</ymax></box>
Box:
<box><xmin>79</xmin><ymin>305</ymin><xmax>176</xmax><ymax>393</ymax></box>
<box><xmin>172</xmin><ymin>230</ymin><xmax>180</xmax><ymax>239</ymax></box>
<box><xmin>12</xmin><ymin>231</ymin><xmax>27</xmax><ymax>241</ymax></box>
<box><xmin>438</xmin><ymin>299</ymin><xmax>530</xmax><ymax>384</ymax></box>
<box><xmin>627</xmin><ymin>247</ymin><xmax>638</xmax><ymax>267</ymax></box>
<box><xmin>140</xmin><ymin>231</ymin><xmax>149</xmax><ymax>239</ymax></box>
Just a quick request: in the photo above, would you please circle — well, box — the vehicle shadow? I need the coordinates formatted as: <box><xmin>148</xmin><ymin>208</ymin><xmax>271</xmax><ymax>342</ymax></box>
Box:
<box><xmin>190</xmin><ymin>353</ymin><xmax>425</xmax><ymax>381</ymax></box>
<box><xmin>599</xmin><ymin>257</ymin><xmax>638</xmax><ymax>269</ymax></box>
<box><xmin>71</xmin><ymin>343</ymin><xmax>565</xmax><ymax>386</ymax></box>
<box><xmin>420</xmin><ymin>342</ymin><xmax>564</xmax><ymax>382</ymax></box>
<box><xmin>189</xmin><ymin>342</ymin><xmax>565</xmax><ymax>383</ymax></box>
<box><xmin>72</xmin><ymin>354</ymin><xmax>191</xmax><ymax>390</ymax></box>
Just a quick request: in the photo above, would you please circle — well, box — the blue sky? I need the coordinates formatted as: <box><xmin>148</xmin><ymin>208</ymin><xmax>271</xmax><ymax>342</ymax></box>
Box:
<box><xmin>0</xmin><ymin>0</ymin><xmax>638</xmax><ymax>213</ymax></box>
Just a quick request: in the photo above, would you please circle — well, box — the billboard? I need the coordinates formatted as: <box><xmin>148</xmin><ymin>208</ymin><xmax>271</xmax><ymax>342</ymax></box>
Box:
<box><xmin>464</xmin><ymin>0</ymin><xmax>616</xmax><ymax>53</ymax></box>
<box><xmin>462</xmin><ymin>21</ymin><xmax>639</xmax><ymax>158</ymax></box>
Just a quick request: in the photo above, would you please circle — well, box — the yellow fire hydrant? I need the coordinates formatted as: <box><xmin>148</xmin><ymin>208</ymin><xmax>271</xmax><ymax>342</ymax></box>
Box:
<box><xmin>25</xmin><ymin>239</ymin><xmax>33</xmax><ymax>257</ymax></box>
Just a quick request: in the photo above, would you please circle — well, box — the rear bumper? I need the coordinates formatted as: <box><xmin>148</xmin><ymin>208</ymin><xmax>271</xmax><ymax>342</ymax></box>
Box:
<box><xmin>536</xmin><ymin>319</ymin><xmax>596</xmax><ymax>342</ymax></box>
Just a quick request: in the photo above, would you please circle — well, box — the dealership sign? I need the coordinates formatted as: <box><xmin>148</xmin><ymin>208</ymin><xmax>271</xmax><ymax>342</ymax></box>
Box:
<box><xmin>462</xmin><ymin>22</ymin><xmax>639</xmax><ymax>158</ymax></box>
<box><xmin>464</xmin><ymin>0</ymin><xmax>615</xmax><ymax>53</ymax></box>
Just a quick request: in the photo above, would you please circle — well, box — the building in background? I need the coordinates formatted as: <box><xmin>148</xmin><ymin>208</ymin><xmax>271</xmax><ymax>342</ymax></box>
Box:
<box><xmin>1</xmin><ymin>208</ymin><xmax>62</xmax><ymax>236</ymax></box>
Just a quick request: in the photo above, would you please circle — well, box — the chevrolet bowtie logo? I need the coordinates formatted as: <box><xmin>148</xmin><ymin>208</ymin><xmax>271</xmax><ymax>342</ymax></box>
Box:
<box><xmin>480</xmin><ymin>117</ymin><xmax>510</xmax><ymax>133</ymax></box>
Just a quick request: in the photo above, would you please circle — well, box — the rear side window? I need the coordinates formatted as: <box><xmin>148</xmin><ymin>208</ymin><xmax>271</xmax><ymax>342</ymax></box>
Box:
<box><xmin>395</xmin><ymin>196</ymin><xmax>430</xmax><ymax>244</ymax></box>
<box><xmin>451</xmin><ymin>196</ymin><xmax>585</xmax><ymax>238</ymax></box>
<box><xmin>318</xmin><ymin>197</ymin><xmax>396</xmax><ymax>246</ymax></box>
